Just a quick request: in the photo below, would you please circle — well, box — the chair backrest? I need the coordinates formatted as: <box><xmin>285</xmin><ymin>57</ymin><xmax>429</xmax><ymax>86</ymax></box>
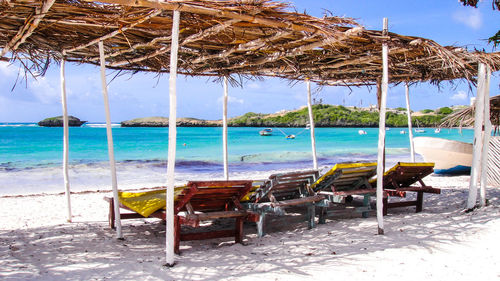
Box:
<box><xmin>255</xmin><ymin>170</ymin><xmax>319</xmax><ymax>202</ymax></box>
<box><xmin>312</xmin><ymin>162</ymin><xmax>377</xmax><ymax>192</ymax></box>
<box><xmin>375</xmin><ymin>162</ymin><xmax>434</xmax><ymax>189</ymax></box>
<box><xmin>175</xmin><ymin>180</ymin><xmax>253</xmax><ymax>213</ymax></box>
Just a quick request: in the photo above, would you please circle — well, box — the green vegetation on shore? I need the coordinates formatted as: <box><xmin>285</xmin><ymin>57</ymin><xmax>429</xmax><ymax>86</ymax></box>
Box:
<box><xmin>120</xmin><ymin>104</ymin><xmax>460</xmax><ymax>127</ymax></box>
<box><xmin>228</xmin><ymin>104</ymin><xmax>455</xmax><ymax>127</ymax></box>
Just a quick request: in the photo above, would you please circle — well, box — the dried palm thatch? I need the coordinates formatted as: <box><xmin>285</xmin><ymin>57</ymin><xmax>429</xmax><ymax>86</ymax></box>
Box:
<box><xmin>0</xmin><ymin>0</ymin><xmax>499</xmax><ymax>86</ymax></box>
<box><xmin>441</xmin><ymin>95</ymin><xmax>500</xmax><ymax>134</ymax></box>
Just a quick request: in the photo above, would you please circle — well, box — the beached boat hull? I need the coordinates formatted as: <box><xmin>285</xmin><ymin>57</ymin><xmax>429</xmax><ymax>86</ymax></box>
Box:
<box><xmin>413</xmin><ymin>137</ymin><xmax>473</xmax><ymax>175</ymax></box>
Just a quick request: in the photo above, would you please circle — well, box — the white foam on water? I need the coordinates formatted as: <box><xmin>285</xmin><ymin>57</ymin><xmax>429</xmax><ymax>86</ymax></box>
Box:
<box><xmin>84</xmin><ymin>123</ymin><xmax>121</xmax><ymax>128</ymax></box>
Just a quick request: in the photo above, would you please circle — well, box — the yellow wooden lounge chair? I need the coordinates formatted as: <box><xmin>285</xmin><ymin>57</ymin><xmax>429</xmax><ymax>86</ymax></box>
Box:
<box><xmin>311</xmin><ymin>162</ymin><xmax>378</xmax><ymax>221</ymax></box>
<box><xmin>369</xmin><ymin>162</ymin><xmax>441</xmax><ymax>214</ymax></box>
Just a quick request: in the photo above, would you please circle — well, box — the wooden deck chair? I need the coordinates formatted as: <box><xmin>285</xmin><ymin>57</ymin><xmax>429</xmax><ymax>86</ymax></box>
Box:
<box><xmin>106</xmin><ymin>180</ymin><xmax>254</xmax><ymax>254</ymax></box>
<box><xmin>310</xmin><ymin>162</ymin><xmax>378</xmax><ymax>221</ymax></box>
<box><xmin>244</xmin><ymin>170</ymin><xmax>325</xmax><ymax>237</ymax></box>
<box><xmin>369</xmin><ymin>162</ymin><xmax>441</xmax><ymax>215</ymax></box>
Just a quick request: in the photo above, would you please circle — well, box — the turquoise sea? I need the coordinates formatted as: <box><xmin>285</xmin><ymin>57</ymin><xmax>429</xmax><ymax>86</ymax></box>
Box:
<box><xmin>0</xmin><ymin>123</ymin><xmax>474</xmax><ymax>195</ymax></box>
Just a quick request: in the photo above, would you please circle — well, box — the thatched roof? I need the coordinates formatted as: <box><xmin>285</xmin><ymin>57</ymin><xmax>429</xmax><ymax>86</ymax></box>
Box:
<box><xmin>441</xmin><ymin>95</ymin><xmax>500</xmax><ymax>132</ymax></box>
<box><xmin>1</xmin><ymin>0</ymin><xmax>499</xmax><ymax>86</ymax></box>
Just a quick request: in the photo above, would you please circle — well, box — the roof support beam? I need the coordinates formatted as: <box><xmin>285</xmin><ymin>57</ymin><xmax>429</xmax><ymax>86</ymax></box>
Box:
<box><xmin>88</xmin><ymin>0</ymin><xmax>320</xmax><ymax>34</ymax></box>
<box><xmin>209</xmin><ymin>27</ymin><xmax>364</xmax><ymax>72</ymax></box>
<box><xmin>108</xmin><ymin>19</ymin><xmax>239</xmax><ymax>67</ymax></box>
<box><xmin>191</xmin><ymin>31</ymin><xmax>292</xmax><ymax>65</ymax></box>
<box><xmin>63</xmin><ymin>9</ymin><xmax>162</xmax><ymax>54</ymax></box>
<box><xmin>0</xmin><ymin>0</ymin><xmax>56</xmax><ymax>57</ymax></box>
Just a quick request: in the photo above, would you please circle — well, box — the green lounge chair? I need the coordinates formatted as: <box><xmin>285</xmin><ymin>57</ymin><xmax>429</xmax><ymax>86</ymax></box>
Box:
<box><xmin>244</xmin><ymin>170</ymin><xmax>325</xmax><ymax>237</ymax></box>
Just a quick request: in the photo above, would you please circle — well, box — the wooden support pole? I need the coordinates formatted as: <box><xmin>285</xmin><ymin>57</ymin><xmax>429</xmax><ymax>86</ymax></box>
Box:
<box><xmin>222</xmin><ymin>76</ymin><xmax>229</xmax><ymax>180</ymax></box>
<box><xmin>306</xmin><ymin>79</ymin><xmax>318</xmax><ymax>170</ymax></box>
<box><xmin>376</xmin><ymin>18</ymin><xmax>389</xmax><ymax>235</ymax></box>
<box><xmin>60</xmin><ymin>57</ymin><xmax>72</xmax><ymax>223</ymax></box>
<box><xmin>467</xmin><ymin>63</ymin><xmax>486</xmax><ymax>210</ymax></box>
<box><xmin>165</xmin><ymin>10</ymin><xmax>180</xmax><ymax>267</ymax></box>
<box><xmin>405</xmin><ymin>83</ymin><xmax>415</xmax><ymax>162</ymax></box>
<box><xmin>479</xmin><ymin>65</ymin><xmax>491</xmax><ymax>207</ymax></box>
<box><xmin>98</xmin><ymin>41</ymin><xmax>122</xmax><ymax>239</ymax></box>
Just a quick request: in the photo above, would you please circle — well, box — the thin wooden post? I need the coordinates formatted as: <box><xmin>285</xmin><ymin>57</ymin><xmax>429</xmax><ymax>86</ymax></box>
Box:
<box><xmin>222</xmin><ymin>76</ymin><xmax>229</xmax><ymax>180</ymax></box>
<box><xmin>166</xmin><ymin>10</ymin><xmax>180</xmax><ymax>267</ymax></box>
<box><xmin>60</xmin><ymin>57</ymin><xmax>72</xmax><ymax>222</ymax></box>
<box><xmin>376</xmin><ymin>18</ymin><xmax>389</xmax><ymax>235</ymax></box>
<box><xmin>479</xmin><ymin>65</ymin><xmax>491</xmax><ymax>207</ymax></box>
<box><xmin>467</xmin><ymin>63</ymin><xmax>486</xmax><ymax>210</ymax></box>
<box><xmin>306</xmin><ymin>79</ymin><xmax>318</xmax><ymax>170</ymax></box>
<box><xmin>98</xmin><ymin>41</ymin><xmax>122</xmax><ymax>239</ymax></box>
<box><xmin>405</xmin><ymin>83</ymin><xmax>415</xmax><ymax>162</ymax></box>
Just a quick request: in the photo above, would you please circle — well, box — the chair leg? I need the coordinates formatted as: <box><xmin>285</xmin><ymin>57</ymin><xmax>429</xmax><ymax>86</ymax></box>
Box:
<box><xmin>109</xmin><ymin>199</ymin><xmax>115</xmax><ymax>229</ymax></box>
<box><xmin>362</xmin><ymin>194</ymin><xmax>370</xmax><ymax>218</ymax></box>
<box><xmin>416</xmin><ymin>191</ymin><xmax>424</xmax><ymax>213</ymax></box>
<box><xmin>318</xmin><ymin>207</ymin><xmax>327</xmax><ymax>224</ymax></box>
<box><xmin>307</xmin><ymin>203</ymin><xmax>315</xmax><ymax>229</ymax></box>
<box><xmin>174</xmin><ymin>215</ymin><xmax>181</xmax><ymax>255</ymax></box>
<box><xmin>383</xmin><ymin>197</ymin><xmax>388</xmax><ymax>216</ymax></box>
<box><xmin>235</xmin><ymin>217</ymin><xmax>244</xmax><ymax>244</ymax></box>
<box><xmin>257</xmin><ymin>213</ymin><xmax>266</xmax><ymax>237</ymax></box>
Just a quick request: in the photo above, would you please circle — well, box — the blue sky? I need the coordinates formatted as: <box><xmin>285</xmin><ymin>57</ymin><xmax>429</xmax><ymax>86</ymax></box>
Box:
<box><xmin>0</xmin><ymin>0</ymin><xmax>498</xmax><ymax>122</ymax></box>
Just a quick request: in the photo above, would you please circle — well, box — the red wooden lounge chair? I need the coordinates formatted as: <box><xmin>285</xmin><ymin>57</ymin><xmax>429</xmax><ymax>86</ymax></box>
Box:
<box><xmin>244</xmin><ymin>170</ymin><xmax>325</xmax><ymax>237</ymax></box>
<box><xmin>369</xmin><ymin>162</ymin><xmax>441</xmax><ymax>215</ymax></box>
<box><xmin>106</xmin><ymin>180</ymin><xmax>255</xmax><ymax>254</ymax></box>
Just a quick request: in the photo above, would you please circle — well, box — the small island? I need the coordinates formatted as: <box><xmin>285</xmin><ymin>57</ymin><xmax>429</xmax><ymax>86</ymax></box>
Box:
<box><xmin>38</xmin><ymin>116</ymin><xmax>86</xmax><ymax>127</ymax></box>
<box><xmin>121</xmin><ymin>117</ymin><xmax>220</xmax><ymax>127</ymax></box>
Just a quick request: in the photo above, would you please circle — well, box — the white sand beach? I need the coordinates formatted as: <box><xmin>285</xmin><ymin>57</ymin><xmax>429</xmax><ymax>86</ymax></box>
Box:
<box><xmin>1</xmin><ymin>174</ymin><xmax>499</xmax><ymax>281</ymax></box>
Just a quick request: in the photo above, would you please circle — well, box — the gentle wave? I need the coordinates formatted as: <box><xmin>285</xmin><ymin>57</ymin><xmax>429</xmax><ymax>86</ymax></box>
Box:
<box><xmin>83</xmin><ymin>123</ymin><xmax>121</xmax><ymax>128</ymax></box>
<box><xmin>0</xmin><ymin>123</ymin><xmax>37</xmax><ymax>127</ymax></box>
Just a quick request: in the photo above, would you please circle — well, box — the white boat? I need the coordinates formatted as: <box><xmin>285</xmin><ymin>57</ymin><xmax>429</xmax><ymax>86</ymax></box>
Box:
<box><xmin>413</xmin><ymin>137</ymin><xmax>472</xmax><ymax>175</ymax></box>
<box><xmin>414</xmin><ymin>120</ymin><xmax>425</xmax><ymax>133</ymax></box>
<box><xmin>434</xmin><ymin>128</ymin><xmax>441</xmax><ymax>133</ymax></box>
<box><xmin>259</xmin><ymin>128</ymin><xmax>273</xmax><ymax>136</ymax></box>
<box><xmin>400</xmin><ymin>130</ymin><xmax>406</xmax><ymax>134</ymax></box>
<box><xmin>358</xmin><ymin>130</ymin><xmax>367</xmax><ymax>135</ymax></box>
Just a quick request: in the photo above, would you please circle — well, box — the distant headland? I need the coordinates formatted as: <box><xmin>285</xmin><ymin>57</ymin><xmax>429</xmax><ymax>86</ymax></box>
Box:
<box><xmin>120</xmin><ymin>104</ymin><xmax>464</xmax><ymax>128</ymax></box>
<box><xmin>38</xmin><ymin>116</ymin><xmax>86</xmax><ymax>127</ymax></box>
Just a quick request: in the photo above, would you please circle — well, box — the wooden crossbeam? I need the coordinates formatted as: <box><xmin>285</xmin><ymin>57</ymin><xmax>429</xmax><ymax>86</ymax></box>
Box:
<box><xmin>191</xmin><ymin>30</ymin><xmax>293</xmax><ymax>65</ymax></box>
<box><xmin>63</xmin><ymin>9</ymin><xmax>163</xmax><ymax>54</ymax></box>
<box><xmin>108</xmin><ymin>19</ymin><xmax>239</xmax><ymax>67</ymax></box>
<box><xmin>203</xmin><ymin>27</ymin><xmax>365</xmax><ymax>72</ymax></box>
<box><xmin>87</xmin><ymin>0</ymin><xmax>321</xmax><ymax>34</ymax></box>
<box><xmin>0</xmin><ymin>0</ymin><xmax>56</xmax><ymax>57</ymax></box>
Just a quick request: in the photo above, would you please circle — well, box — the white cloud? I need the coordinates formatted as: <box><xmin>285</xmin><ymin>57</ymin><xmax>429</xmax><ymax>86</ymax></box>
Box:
<box><xmin>451</xmin><ymin>90</ymin><xmax>468</xmax><ymax>101</ymax></box>
<box><xmin>0</xmin><ymin>62</ymin><xmax>21</xmax><ymax>78</ymax></box>
<box><xmin>246</xmin><ymin>82</ymin><xmax>261</xmax><ymax>90</ymax></box>
<box><xmin>217</xmin><ymin>95</ymin><xmax>244</xmax><ymax>104</ymax></box>
<box><xmin>453</xmin><ymin>8</ymin><xmax>482</xmax><ymax>30</ymax></box>
<box><xmin>28</xmin><ymin>75</ymin><xmax>59</xmax><ymax>104</ymax></box>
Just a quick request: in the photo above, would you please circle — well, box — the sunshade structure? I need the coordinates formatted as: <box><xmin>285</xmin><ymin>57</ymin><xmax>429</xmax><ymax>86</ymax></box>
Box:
<box><xmin>441</xmin><ymin>95</ymin><xmax>500</xmax><ymax>131</ymax></box>
<box><xmin>1</xmin><ymin>0</ymin><xmax>500</xmax><ymax>266</ymax></box>
<box><xmin>1</xmin><ymin>0</ymin><xmax>499</xmax><ymax>83</ymax></box>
